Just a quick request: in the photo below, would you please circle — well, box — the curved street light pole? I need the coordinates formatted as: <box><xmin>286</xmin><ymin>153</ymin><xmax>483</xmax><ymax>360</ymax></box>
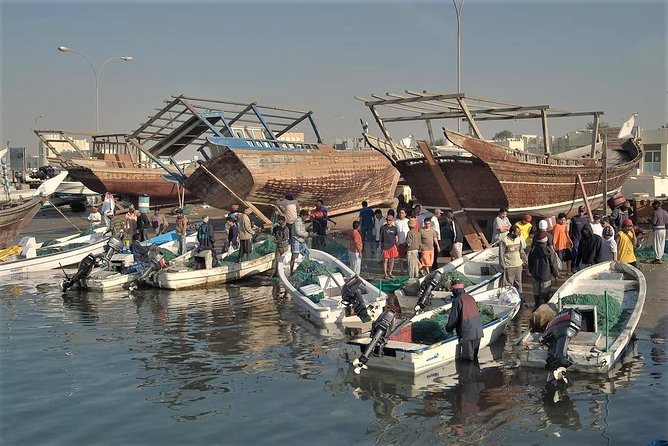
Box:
<box><xmin>57</xmin><ymin>46</ymin><xmax>133</xmax><ymax>132</ymax></box>
<box><xmin>453</xmin><ymin>0</ymin><xmax>465</xmax><ymax>131</ymax></box>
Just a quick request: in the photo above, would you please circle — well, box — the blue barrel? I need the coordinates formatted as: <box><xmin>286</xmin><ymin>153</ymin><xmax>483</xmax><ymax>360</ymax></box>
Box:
<box><xmin>138</xmin><ymin>195</ymin><xmax>150</xmax><ymax>214</ymax></box>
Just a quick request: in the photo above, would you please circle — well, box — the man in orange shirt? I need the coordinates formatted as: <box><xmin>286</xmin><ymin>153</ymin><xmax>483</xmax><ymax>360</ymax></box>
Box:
<box><xmin>348</xmin><ymin>220</ymin><xmax>363</xmax><ymax>275</ymax></box>
<box><xmin>551</xmin><ymin>212</ymin><xmax>573</xmax><ymax>273</ymax></box>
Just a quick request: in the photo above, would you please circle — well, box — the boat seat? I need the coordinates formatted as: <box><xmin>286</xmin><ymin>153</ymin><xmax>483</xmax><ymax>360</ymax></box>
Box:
<box><xmin>571</xmin><ymin>331</ymin><xmax>604</xmax><ymax>349</ymax></box>
<box><xmin>300</xmin><ymin>284</ymin><xmax>323</xmax><ymax>297</ymax></box>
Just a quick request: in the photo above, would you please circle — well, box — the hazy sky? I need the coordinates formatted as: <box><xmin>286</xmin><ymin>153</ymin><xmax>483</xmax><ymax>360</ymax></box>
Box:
<box><xmin>1</xmin><ymin>0</ymin><xmax>666</xmax><ymax>155</ymax></box>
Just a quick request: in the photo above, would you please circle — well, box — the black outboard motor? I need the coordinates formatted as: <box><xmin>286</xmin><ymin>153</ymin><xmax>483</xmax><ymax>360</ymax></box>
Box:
<box><xmin>352</xmin><ymin>308</ymin><xmax>398</xmax><ymax>374</ymax></box>
<box><xmin>414</xmin><ymin>270</ymin><xmax>442</xmax><ymax>312</ymax></box>
<box><xmin>541</xmin><ymin>308</ymin><xmax>582</xmax><ymax>373</ymax></box>
<box><xmin>60</xmin><ymin>235</ymin><xmax>125</xmax><ymax>292</ymax></box>
<box><xmin>341</xmin><ymin>275</ymin><xmax>371</xmax><ymax>323</ymax></box>
<box><xmin>128</xmin><ymin>248</ymin><xmax>165</xmax><ymax>290</ymax></box>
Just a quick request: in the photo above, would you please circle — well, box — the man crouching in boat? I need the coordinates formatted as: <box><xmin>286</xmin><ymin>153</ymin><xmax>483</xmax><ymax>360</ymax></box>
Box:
<box><xmin>446</xmin><ymin>280</ymin><xmax>484</xmax><ymax>362</ymax></box>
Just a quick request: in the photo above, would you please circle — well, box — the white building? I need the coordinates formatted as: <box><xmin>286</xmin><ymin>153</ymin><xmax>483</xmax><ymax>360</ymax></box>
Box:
<box><xmin>622</xmin><ymin>126</ymin><xmax>668</xmax><ymax>198</ymax></box>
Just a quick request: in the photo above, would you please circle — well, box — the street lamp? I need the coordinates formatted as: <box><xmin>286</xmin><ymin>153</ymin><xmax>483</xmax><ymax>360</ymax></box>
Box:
<box><xmin>57</xmin><ymin>46</ymin><xmax>133</xmax><ymax>132</ymax></box>
<box><xmin>452</xmin><ymin>0</ymin><xmax>465</xmax><ymax>131</ymax></box>
<box><xmin>33</xmin><ymin>115</ymin><xmax>44</xmax><ymax>129</ymax></box>
<box><xmin>325</xmin><ymin>115</ymin><xmax>345</xmax><ymax>148</ymax></box>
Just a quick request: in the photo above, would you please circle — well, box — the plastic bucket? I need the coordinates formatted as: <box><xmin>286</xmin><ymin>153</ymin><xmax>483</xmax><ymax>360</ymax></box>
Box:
<box><xmin>138</xmin><ymin>195</ymin><xmax>150</xmax><ymax>214</ymax></box>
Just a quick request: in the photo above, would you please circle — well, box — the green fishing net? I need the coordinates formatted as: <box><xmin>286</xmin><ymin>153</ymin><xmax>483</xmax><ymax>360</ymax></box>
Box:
<box><xmin>636</xmin><ymin>240</ymin><xmax>668</xmax><ymax>262</ymax></box>
<box><xmin>36</xmin><ymin>242</ymin><xmax>91</xmax><ymax>256</ymax></box>
<box><xmin>377</xmin><ymin>275</ymin><xmax>409</xmax><ymax>292</ymax></box>
<box><xmin>411</xmin><ymin>303</ymin><xmax>496</xmax><ymax>345</ymax></box>
<box><xmin>434</xmin><ymin>270</ymin><xmax>474</xmax><ymax>291</ymax></box>
<box><xmin>561</xmin><ymin>293</ymin><xmax>623</xmax><ymax>329</ymax></box>
<box><xmin>221</xmin><ymin>237</ymin><xmax>277</xmax><ymax>263</ymax></box>
<box><xmin>287</xmin><ymin>256</ymin><xmax>341</xmax><ymax>303</ymax></box>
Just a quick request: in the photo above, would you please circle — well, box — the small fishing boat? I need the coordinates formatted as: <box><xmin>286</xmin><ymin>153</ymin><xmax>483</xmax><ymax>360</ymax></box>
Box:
<box><xmin>277</xmin><ymin>249</ymin><xmax>388</xmax><ymax>327</ymax></box>
<box><xmin>146</xmin><ymin>240</ymin><xmax>275</xmax><ymax>290</ymax></box>
<box><xmin>83</xmin><ymin>233</ymin><xmax>199</xmax><ymax>292</ymax></box>
<box><xmin>514</xmin><ymin>261</ymin><xmax>645</xmax><ymax>374</ymax></box>
<box><xmin>345</xmin><ymin>286</ymin><xmax>521</xmax><ymax>375</ymax></box>
<box><xmin>395</xmin><ymin>247</ymin><xmax>503</xmax><ymax>310</ymax></box>
<box><xmin>0</xmin><ymin>229</ymin><xmax>110</xmax><ymax>277</ymax></box>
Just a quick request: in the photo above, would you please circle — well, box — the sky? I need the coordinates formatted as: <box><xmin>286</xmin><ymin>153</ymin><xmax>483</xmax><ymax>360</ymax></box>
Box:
<box><xmin>1</xmin><ymin>0</ymin><xmax>666</xmax><ymax>156</ymax></box>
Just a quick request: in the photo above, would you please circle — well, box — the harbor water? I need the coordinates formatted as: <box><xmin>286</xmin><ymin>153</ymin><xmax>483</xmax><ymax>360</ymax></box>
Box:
<box><xmin>1</xmin><ymin>270</ymin><xmax>666</xmax><ymax>445</ymax></box>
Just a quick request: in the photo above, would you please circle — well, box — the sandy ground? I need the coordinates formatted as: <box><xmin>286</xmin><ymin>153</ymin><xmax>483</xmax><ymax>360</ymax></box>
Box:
<box><xmin>19</xmin><ymin>203</ymin><xmax>668</xmax><ymax>340</ymax></box>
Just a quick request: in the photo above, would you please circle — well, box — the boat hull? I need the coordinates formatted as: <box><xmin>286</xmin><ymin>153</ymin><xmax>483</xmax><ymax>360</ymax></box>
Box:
<box><xmin>185</xmin><ymin>144</ymin><xmax>400</xmax><ymax>216</ymax></box>
<box><xmin>515</xmin><ymin>261</ymin><xmax>646</xmax><ymax>374</ymax></box>
<box><xmin>0</xmin><ymin>196</ymin><xmax>46</xmax><ymax>250</ymax></box>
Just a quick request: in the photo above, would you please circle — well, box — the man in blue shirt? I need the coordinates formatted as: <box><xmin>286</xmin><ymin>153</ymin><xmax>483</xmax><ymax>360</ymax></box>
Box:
<box><xmin>359</xmin><ymin>200</ymin><xmax>375</xmax><ymax>249</ymax></box>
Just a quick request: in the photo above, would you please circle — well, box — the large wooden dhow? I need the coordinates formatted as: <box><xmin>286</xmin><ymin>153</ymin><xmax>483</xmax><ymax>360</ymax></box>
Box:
<box><xmin>358</xmin><ymin>91</ymin><xmax>641</xmax><ymax>218</ymax></box>
<box><xmin>126</xmin><ymin>96</ymin><xmax>399</xmax><ymax>216</ymax></box>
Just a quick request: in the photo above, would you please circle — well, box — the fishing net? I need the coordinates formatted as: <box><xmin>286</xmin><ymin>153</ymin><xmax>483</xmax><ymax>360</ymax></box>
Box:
<box><xmin>36</xmin><ymin>242</ymin><xmax>91</xmax><ymax>256</ymax></box>
<box><xmin>40</xmin><ymin>228</ymin><xmax>96</xmax><ymax>248</ymax></box>
<box><xmin>287</xmin><ymin>256</ymin><xmax>342</xmax><ymax>303</ymax></box>
<box><xmin>561</xmin><ymin>293</ymin><xmax>623</xmax><ymax>329</ymax></box>
<box><xmin>314</xmin><ymin>235</ymin><xmax>349</xmax><ymax>261</ymax></box>
<box><xmin>434</xmin><ymin>270</ymin><xmax>474</xmax><ymax>291</ymax></box>
<box><xmin>636</xmin><ymin>240</ymin><xmax>668</xmax><ymax>262</ymax></box>
<box><xmin>411</xmin><ymin>303</ymin><xmax>496</xmax><ymax>345</ymax></box>
<box><xmin>377</xmin><ymin>275</ymin><xmax>409</xmax><ymax>292</ymax></box>
<box><xmin>220</xmin><ymin>237</ymin><xmax>277</xmax><ymax>263</ymax></box>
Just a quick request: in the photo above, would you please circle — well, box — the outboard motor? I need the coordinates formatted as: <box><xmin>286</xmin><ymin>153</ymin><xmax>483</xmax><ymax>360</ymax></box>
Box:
<box><xmin>352</xmin><ymin>308</ymin><xmax>398</xmax><ymax>374</ymax></box>
<box><xmin>540</xmin><ymin>308</ymin><xmax>582</xmax><ymax>381</ymax></box>
<box><xmin>414</xmin><ymin>270</ymin><xmax>442</xmax><ymax>312</ymax></box>
<box><xmin>60</xmin><ymin>235</ymin><xmax>125</xmax><ymax>292</ymax></box>
<box><xmin>128</xmin><ymin>248</ymin><xmax>166</xmax><ymax>290</ymax></box>
<box><xmin>341</xmin><ymin>275</ymin><xmax>371</xmax><ymax>323</ymax></box>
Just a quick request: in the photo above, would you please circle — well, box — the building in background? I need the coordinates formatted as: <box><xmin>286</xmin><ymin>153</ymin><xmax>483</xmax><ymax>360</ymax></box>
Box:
<box><xmin>622</xmin><ymin>126</ymin><xmax>668</xmax><ymax>198</ymax></box>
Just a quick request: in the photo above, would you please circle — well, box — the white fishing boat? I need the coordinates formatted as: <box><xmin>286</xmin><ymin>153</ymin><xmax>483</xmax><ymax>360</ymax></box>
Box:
<box><xmin>277</xmin><ymin>249</ymin><xmax>388</xmax><ymax>327</ymax></box>
<box><xmin>395</xmin><ymin>247</ymin><xmax>503</xmax><ymax>310</ymax></box>
<box><xmin>0</xmin><ymin>229</ymin><xmax>110</xmax><ymax>276</ymax></box>
<box><xmin>345</xmin><ymin>286</ymin><xmax>521</xmax><ymax>375</ymax></box>
<box><xmin>84</xmin><ymin>233</ymin><xmax>199</xmax><ymax>292</ymax></box>
<box><xmin>514</xmin><ymin>261</ymin><xmax>645</xmax><ymax>374</ymax></box>
<box><xmin>146</xmin><ymin>240</ymin><xmax>275</xmax><ymax>290</ymax></box>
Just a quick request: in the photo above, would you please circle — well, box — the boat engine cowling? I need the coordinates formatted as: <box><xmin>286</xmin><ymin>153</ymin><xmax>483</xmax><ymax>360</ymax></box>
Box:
<box><xmin>352</xmin><ymin>308</ymin><xmax>398</xmax><ymax>374</ymax></box>
<box><xmin>129</xmin><ymin>248</ymin><xmax>166</xmax><ymax>290</ymax></box>
<box><xmin>60</xmin><ymin>236</ymin><xmax>126</xmax><ymax>292</ymax></box>
<box><xmin>415</xmin><ymin>270</ymin><xmax>442</xmax><ymax>312</ymax></box>
<box><xmin>541</xmin><ymin>308</ymin><xmax>582</xmax><ymax>371</ymax></box>
<box><xmin>341</xmin><ymin>275</ymin><xmax>371</xmax><ymax>323</ymax></box>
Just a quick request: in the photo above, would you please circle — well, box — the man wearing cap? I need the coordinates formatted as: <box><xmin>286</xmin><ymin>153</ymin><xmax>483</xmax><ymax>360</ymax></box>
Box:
<box><xmin>379</xmin><ymin>214</ymin><xmax>399</xmax><ymax>279</ymax></box>
<box><xmin>650</xmin><ymin>200</ymin><xmax>668</xmax><ymax>264</ymax></box>
<box><xmin>446</xmin><ymin>279</ymin><xmax>484</xmax><ymax>362</ymax></box>
<box><xmin>569</xmin><ymin>206</ymin><xmax>590</xmax><ymax>272</ymax></box>
<box><xmin>499</xmin><ymin>224</ymin><xmax>527</xmax><ymax>300</ymax></box>
<box><xmin>516</xmin><ymin>214</ymin><xmax>533</xmax><ymax>250</ymax></box>
<box><xmin>430</xmin><ymin>209</ymin><xmax>443</xmax><ymax>269</ymax></box>
<box><xmin>175</xmin><ymin>208</ymin><xmax>188</xmax><ymax>255</ymax></box>
<box><xmin>616</xmin><ymin>219</ymin><xmax>638</xmax><ymax>268</ymax></box>
<box><xmin>528</xmin><ymin>231</ymin><xmax>560</xmax><ymax>308</ymax></box>
<box><xmin>87</xmin><ymin>205</ymin><xmax>102</xmax><ymax>229</ymax></box>
<box><xmin>532</xmin><ymin>219</ymin><xmax>553</xmax><ymax>248</ymax></box>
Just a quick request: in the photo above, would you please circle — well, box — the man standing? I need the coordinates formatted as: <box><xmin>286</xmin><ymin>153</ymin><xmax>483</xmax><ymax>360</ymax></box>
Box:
<box><xmin>650</xmin><ymin>200</ymin><xmax>668</xmax><ymax>264</ymax></box>
<box><xmin>569</xmin><ymin>206</ymin><xmax>589</xmax><ymax>272</ymax></box>
<box><xmin>136</xmin><ymin>210</ymin><xmax>151</xmax><ymax>242</ymax></box>
<box><xmin>379</xmin><ymin>214</ymin><xmax>399</xmax><ymax>279</ymax></box>
<box><xmin>528</xmin><ymin>232</ymin><xmax>560</xmax><ymax>308</ymax></box>
<box><xmin>348</xmin><ymin>221</ymin><xmax>363</xmax><ymax>275</ymax></box>
<box><xmin>290</xmin><ymin>210</ymin><xmax>310</xmax><ymax>274</ymax></box>
<box><xmin>612</xmin><ymin>200</ymin><xmax>632</xmax><ymax>230</ymax></box>
<box><xmin>616</xmin><ymin>219</ymin><xmax>638</xmax><ymax>268</ymax></box>
<box><xmin>443</xmin><ymin>211</ymin><xmax>464</xmax><ymax>260</ymax></box>
<box><xmin>237</xmin><ymin>207</ymin><xmax>255</xmax><ymax>262</ymax></box>
<box><xmin>419</xmin><ymin>218</ymin><xmax>440</xmax><ymax>275</ymax></box>
<box><xmin>175</xmin><ymin>208</ymin><xmax>188</xmax><ymax>256</ymax></box>
<box><xmin>405</xmin><ymin>217</ymin><xmax>421</xmax><ymax>278</ymax></box>
<box><xmin>516</xmin><ymin>214</ymin><xmax>533</xmax><ymax>250</ymax></box>
<box><xmin>430</xmin><ymin>209</ymin><xmax>443</xmax><ymax>269</ymax></box>
<box><xmin>359</xmin><ymin>201</ymin><xmax>375</xmax><ymax>249</ymax></box>
<box><xmin>196</xmin><ymin>215</ymin><xmax>216</xmax><ymax>269</ymax></box>
<box><xmin>499</xmin><ymin>225</ymin><xmax>527</xmax><ymax>301</ymax></box>
<box><xmin>394</xmin><ymin>208</ymin><xmax>410</xmax><ymax>274</ymax></box>
<box><xmin>276</xmin><ymin>193</ymin><xmax>299</xmax><ymax>237</ymax></box>
<box><xmin>574</xmin><ymin>223</ymin><xmax>604</xmax><ymax>270</ymax></box>
<box><xmin>446</xmin><ymin>280</ymin><xmax>484</xmax><ymax>362</ymax></box>
<box><xmin>124</xmin><ymin>205</ymin><xmax>137</xmax><ymax>237</ymax></box>
<box><xmin>87</xmin><ymin>205</ymin><xmax>102</xmax><ymax>229</ymax></box>
<box><xmin>272</xmin><ymin>215</ymin><xmax>291</xmax><ymax>270</ymax></box>
<box><xmin>310</xmin><ymin>199</ymin><xmax>329</xmax><ymax>249</ymax></box>
<box><xmin>491</xmin><ymin>207</ymin><xmax>511</xmax><ymax>243</ymax></box>
<box><xmin>151</xmin><ymin>209</ymin><xmax>168</xmax><ymax>236</ymax></box>
<box><xmin>590</xmin><ymin>214</ymin><xmax>603</xmax><ymax>237</ymax></box>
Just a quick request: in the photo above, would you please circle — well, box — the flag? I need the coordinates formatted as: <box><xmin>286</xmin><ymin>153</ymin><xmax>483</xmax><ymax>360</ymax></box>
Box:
<box><xmin>617</xmin><ymin>114</ymin><xmax>636</xmax><ymax>139</ymax></box>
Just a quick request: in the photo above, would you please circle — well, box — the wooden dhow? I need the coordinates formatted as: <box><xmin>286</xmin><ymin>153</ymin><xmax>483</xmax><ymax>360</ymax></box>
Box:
<box><xmin>358</xmin><ymin>91</ymin><xmax>641</xmax><ymax>218</ymax></box>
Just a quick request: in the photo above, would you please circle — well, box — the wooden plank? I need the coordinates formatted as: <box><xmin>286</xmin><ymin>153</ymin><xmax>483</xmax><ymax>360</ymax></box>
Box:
<box><xmin>577</xmin><ymin>174</ymin><xmax>594</xmax><ymax>220</ymax></box>
<box><xmin>416</xmin><ymin>141</ymin><xmax>488</xmax><ymax>250</ymax></box>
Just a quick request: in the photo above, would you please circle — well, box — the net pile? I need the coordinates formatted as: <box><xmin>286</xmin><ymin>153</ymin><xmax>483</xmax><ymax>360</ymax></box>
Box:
<box><xmin>221</xmin><ymin>237</ymin><xmax>277</xmax><ymax>263</ymax></box>
<box><xmin>288</xmin><ymin>256</ymin><xmax>341</xmax><ymax>303</ymax></box>
<box><xmin>636</xmin><ymin>240</ymin><xmax>668</xmax><ymax>262</ymax></box>
<box><xmin>561</xmin><ymin>293</ymin><xmax>623</xmax><ymax>329</ymax></box>
<box><xmin>377</xmin><ymin>275</ymin><xmax>409</xmax><ymax>293</ymax></box>
<box><xmin>411</xmin><ymin>303</ymin><xmax>495</xmax><ymax>345</ymax></box>
<box><xmin>36</xmin><ymin>242</ymin><xmax>91</xmax><ymax>256</ymax></box>
<box><xmin>434</xmin><ymin>270</ymin><xmax>474</xmax><ymax>291</ymax></box>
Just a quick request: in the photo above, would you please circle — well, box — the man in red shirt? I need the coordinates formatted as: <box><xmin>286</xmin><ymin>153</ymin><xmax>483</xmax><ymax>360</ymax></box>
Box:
<box><xmin>348</xmin><ymin>220</ymin><xmax>363</xmax><ymax>275</ymax></box>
